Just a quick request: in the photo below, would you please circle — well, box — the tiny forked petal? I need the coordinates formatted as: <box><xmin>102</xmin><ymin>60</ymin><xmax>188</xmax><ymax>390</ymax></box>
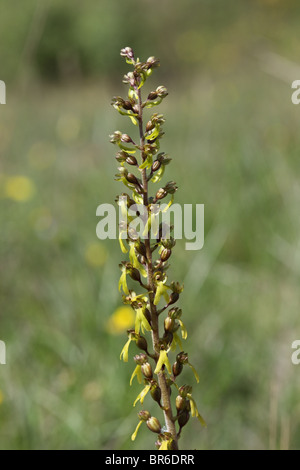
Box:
<box><xmin>118</xmin><ymin>269</ymin><xmax>129</xmax><ymax>295</ymax></box>
<box><xmin>120</xmin><ymin>337</ymin><xmax>132</xmax><ymax>362</ymax></box>
<box><xmin>154</xmin><ymin>349</ymin><xmax>172</xmax><ymax>375</ymax></box>
<box><xmin>188</xmin><ymin>362</ymin><xmax>199</xmax><ymax>383</ymax></box>
<box><xmin>178</xmin><ymin>319</ymin><xmax>188</xmax><ymax>340</ymax></box>
<box><xmin>133</xmin><ymin>384</ymin><xmax>151</xmax><ymax>407</ymax></box>
<box><xmin>135</xmin><ymin>308</ymin><xmax>151</xmax><ymax>335</ymax></box>
<box><xmin>130</xmin><ymin>365</ymin><xmax>143</xmax><ymax>386</ymax></box>
<box><xmin>131</xmin><ymin>420</ymin><xmax>143</xmax><ymax>441</ymax></box>
<box><xmin>187</xmin><ymin>394</ymin><xmax>207</xmax><ymax>427</ymax></box>
<box><xmin>154</xmin><ymin>281</ymin><xmax>170</xmax><ymax>306</ymax></box>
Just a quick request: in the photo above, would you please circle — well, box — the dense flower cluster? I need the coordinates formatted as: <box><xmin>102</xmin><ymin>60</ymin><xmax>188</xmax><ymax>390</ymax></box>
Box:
<box><xmin>110</xmin><ymin>47</ymin><xmax>206</xmax><ymax>450</ymax></box>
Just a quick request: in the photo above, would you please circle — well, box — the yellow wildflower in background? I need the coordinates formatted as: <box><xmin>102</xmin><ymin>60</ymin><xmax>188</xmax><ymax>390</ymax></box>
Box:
<box><xmin>84</xmin><ymin>243</ymin><xmax>107</xmax><ymax>267</ymax></box>
<box><xmin>4</xmin><ymin>176</ymin><xmax>35</xmax><ymax>202</ymax></box>
<box><xmin>0</xmin><ymin>390</ymin><xmax>4</xmax><ymax>405</ymax></box>
<box><xmin>108</xmin><ymin>306</ymin><xmax>135</xmax><ymax>335</ymax></box>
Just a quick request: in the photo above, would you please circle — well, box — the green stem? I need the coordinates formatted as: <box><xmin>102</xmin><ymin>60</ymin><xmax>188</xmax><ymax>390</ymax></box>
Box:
<box><xmin>136</xmin><ymin>85</ymin><xmax>178</xmax><ymax>449</ymax></box>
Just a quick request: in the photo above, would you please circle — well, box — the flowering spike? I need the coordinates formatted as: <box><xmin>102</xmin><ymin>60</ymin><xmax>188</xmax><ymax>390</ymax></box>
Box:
<box><xmin>111</xmin><ymin>46</ymin><xmax>204</xmax><ymax>450</ymax></box>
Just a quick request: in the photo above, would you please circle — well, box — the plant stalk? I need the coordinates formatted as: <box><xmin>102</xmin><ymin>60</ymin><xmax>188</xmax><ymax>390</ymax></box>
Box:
<box><xmin>136</xmin><ymin>85</ymin><xmax>178</xmax><ymax>449</ymax></box>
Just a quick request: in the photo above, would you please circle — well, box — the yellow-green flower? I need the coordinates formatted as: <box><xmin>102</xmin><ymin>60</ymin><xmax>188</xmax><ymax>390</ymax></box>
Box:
<box><xmin>119</xmin><ymin>230</ymin><xmax>128</xmax><ymax>254</ymax></box>
<box><xmin>118</xmin><ymin>266</ymin><xmax>129</xmax><ymax>295</ymax></box>
<box><xmin>178</xmin><ymin>319</ymin><xmax>187</xmax><ymax>340</ymax></box>
<box><xmin>131</xmin><ymin>420</ymin><xmax>143</xmax><ymax>441</ymax></box>
<box><xmin>187</xmin><ymin>393</ymin><xmax>207</xmax><ymax>427</ymax></box>
<box><xmin>154</xmin><ymin>349</ymin><xmax>172</xmax><ymax>375</ymax></box>
<box><xmin>170</xmin><ymin>332</ymin><xmax>183</xmax><ymax>352</ymax></box>
<box><xmin>133</xmin><ymin>384</ymin><xmax>151</xmax><ymax>407</ymax></box>
<box><xmin>130</xmin><ymin>365</ymin><xmax>143</xmax><ymax>386</ymax></box>
<box><xmin>120</xmin><ymin>336</ymin><xmax>133</xmax><ymax>362</ymax></box>
<box><xmin>188</xmin><ymin>362</ymin><xmax>199</xmax><ymax>383</ymax></box>
<box><xmin>135</xmin><ymin>307</ymin><xmax>151</xmax><ymax>335</ymax></box>
<box><xmin>154</xmin><ymin>281</ymin><xmax>170</xmax><ymax>305</ymax></box>
<box><xmin>129</xmin><ymin>242</ymin><xmax>147</xmax><ymax>278</ymax></box>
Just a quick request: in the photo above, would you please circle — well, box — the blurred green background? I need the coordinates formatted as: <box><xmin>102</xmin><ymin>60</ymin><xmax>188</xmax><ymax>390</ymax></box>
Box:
<box><xmin>1</xmin><ymin>0</ymin><xmax>300</xmax><ymax>450</ymax></box>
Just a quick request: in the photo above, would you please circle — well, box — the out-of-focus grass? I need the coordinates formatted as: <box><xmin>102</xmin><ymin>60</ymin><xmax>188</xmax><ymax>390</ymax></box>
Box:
<box><xmin>1</xmin><ymin>0</ymin><xmax>300</xmax><ymax>450</ymax></box>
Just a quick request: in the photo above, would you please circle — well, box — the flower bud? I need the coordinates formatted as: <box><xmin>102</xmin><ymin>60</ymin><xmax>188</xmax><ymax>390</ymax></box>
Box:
<box><xmin>160</xmin><ymin>248</ymin><xmax>171</xmax><ymax>262</ymax></box>
<box><xmin>129</xmin><ymin>267</ymin><xmax>141</xmax><ymax>283</ymax></box>
<box><xmin>134</xmin><ymin>353</ymin><xmax>148</xmax><ymax>365</ymax></box>
<box><xmin>178</xmin><ymin>385</ymin><xmax>192</xmax><ymax>398</ymax></box>
<box><xmin>150</xmin><ymin>382</ymin><xmax>162</xmax><ymax>406</ymax></box>
<box><xmin>164</xmin><ymin>181</ymin><xmax>177</xmax><ymax>194</ymax></box>
<box><xmin>135</xmin><ymin>240</ymin><xmax>147</xmax><ymax>257</ymax></box>
<box><xmin>121</xmin><ymin>134</ymin><xmax>133</xmax><ymax>143</ymax></box>
<box><xmin>175</xmin><ymin>394</ymin><xmax>186</xmax><ymax>412</ymax></box>
<box><xmin>151</xmin><ymin>160</ymin><xmax>161</xmax><ymax>172</ymax></box>
<box><xmin>161</xmin><ymin>237</ymin><xmax>176</xmax><ymax>249</ymax></box>
<box><xmin>164</xmin><ymin>316</ymin><xmax>174</xmax><ymax>332</ymax></box>
<box><xmin>168</xmin><ymin>292</ymin><xmax>179</xmax><ymax>305</ymax></box>
<box><xmin>178</xmin><ymin>409</ymin><xmax>190</xmax><ymax>429</ymax></box>
<box><xmin>168</xmin><ymin>307</ymin><xmax>182</xmax><ymax>319</ymax></box>
<box><xmin>156</xmin><ymin>86</ymin><xmax>168</xmax><ymax>98</ymax></box>
<box><xmin>136</xmin><ymin>335</ymin><xmax>148</xmax><ymax>352</ymax></box>
<box><xmin>170</xmin><ymin>281</ymin><xmax>184</xmax><ymax>293</ymax></box>
<box><xmin>126</xmin><ymin>155</ymin><xmax>138</xmax><ymax>166</ymax></box>
<box><xmin>155</xmin><ymin>188</ymin><xmax>167</xmax><ymax>200</ymax></box>
<box><xmin>141</xmin><ymin>362</ymin><xmax>153</xmax><ymax>379</ymax></box>
<box><xmin>138</xmin><ymin>410</ymin><xmax>151</xmax><ymax>421</ymax></box>
<box><xmin>146</xmin><ymin>56</ymin><xmax>160</xmax><ymax>69</ymax></box>
<box><xmin>177</xmin><ymin>351</ymin><xmax>188</xmax><ymax>364</ymax></box>
<box><xmin>110</xmin><ymin>131</ymin><xmax>122</xmax><ymax>143</ymax></box>
<box><xmin>123</xmin><ymin>100</ymin><xmax>133</xmax><ymax>110</ymax></box>
<box><xmin>157</xmin><ymin>152</ymin><xmax>172</xmax><ymax>165</ymax></box>
<box><xmin>148</xmin><ymin>91</ymin><xmax>158</xmax><ymax>101</ymax></box>
<box><xmin>123</xmin><ymin>72</ymin><xmax>135</xmax><ymax>87</ymax></box>
<box><xmin>146</xmin><ymin>120</ymin><xmax>155</xmax><ymax>132</ymax></box>
<box><xmin>120</xmin><ymin>47</ymin><xmax>134</xmax><ymax>60</ymax></box>
<box><xmin>111</xmin><ymin>96</ymin><xmax>125</xmax><ymax>108</ymax></box>
<box><xmin>146</xmin><ymin>416</ymin><xmax>161</xmax><ymax>434</ymax></box>
<box><xmin>126</xmin><ymin>173</ymin><xmax>139</xmax><ymax>185</ymax></box>
<box><xmin>172</xmin><ymin>361</ymin><xmax>183</xmax><ymax>378</ymax></box>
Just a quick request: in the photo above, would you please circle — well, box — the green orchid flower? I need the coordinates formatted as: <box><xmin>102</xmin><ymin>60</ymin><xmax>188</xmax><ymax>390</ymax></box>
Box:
<box><xmin>154</xmin><ymin>349</ymin><xmax>172</xmax><ymax>375</ymax></box>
